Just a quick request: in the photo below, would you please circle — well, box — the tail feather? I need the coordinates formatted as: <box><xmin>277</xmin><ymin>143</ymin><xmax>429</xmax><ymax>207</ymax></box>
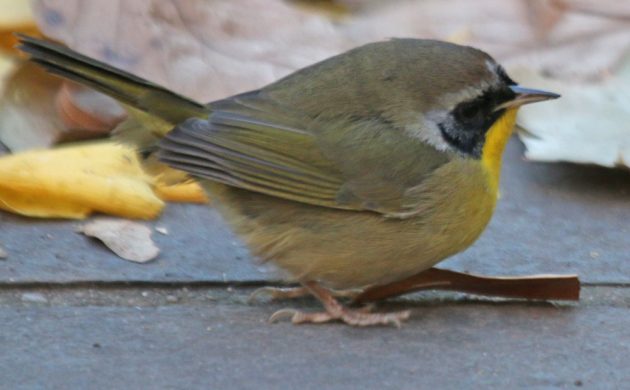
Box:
<box><xmin>17</xmin><ymin>34</ymin><xmax>210</xmax><ymax>125</ymax></box>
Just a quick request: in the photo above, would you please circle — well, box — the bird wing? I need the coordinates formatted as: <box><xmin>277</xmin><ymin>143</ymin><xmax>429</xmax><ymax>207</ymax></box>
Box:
<box><xmin>158</xmin><ymin>91</ymin><xmax>450</xmax><ymax>217</ymax></box>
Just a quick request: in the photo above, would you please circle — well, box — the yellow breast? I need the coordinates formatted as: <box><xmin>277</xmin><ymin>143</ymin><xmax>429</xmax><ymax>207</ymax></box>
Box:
<box><xmin>481</xmin><ymin>108</ymin><xmax>519</xmax><ymax>192</ymax></box>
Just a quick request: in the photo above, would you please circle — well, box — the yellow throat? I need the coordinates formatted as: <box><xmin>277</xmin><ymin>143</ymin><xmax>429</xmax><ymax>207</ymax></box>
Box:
<box><xmin>481</xmin><ymin>108</ymin><xmax>519</xmax><ymax>192</ymax></box>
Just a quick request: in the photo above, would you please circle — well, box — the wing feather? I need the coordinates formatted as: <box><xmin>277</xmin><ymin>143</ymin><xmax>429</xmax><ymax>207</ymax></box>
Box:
<box><xmin>158</xmin><ymin>92</ymin><xmax>450</xmax><ymax>215</ymax></box>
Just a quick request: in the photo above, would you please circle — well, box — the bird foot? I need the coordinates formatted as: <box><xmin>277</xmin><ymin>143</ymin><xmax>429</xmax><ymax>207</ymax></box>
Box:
<box><xmin>264</xmin><ymin>281</ymin><xmax>410</xmax><ymax>327</ymax></box>
<box><xmin>269</xmin><ymin>303</ymin><xmax>409</xmax><ymax>327</ymax></box>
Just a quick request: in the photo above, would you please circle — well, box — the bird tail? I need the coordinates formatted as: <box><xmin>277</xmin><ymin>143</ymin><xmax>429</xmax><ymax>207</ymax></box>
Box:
<box><xmin>16</xmin><ymin>34</ymin><xmax>210</xmax><ymax>127</ymax></box>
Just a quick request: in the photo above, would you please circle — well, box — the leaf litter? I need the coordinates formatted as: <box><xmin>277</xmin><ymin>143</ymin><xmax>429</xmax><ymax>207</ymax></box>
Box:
<box><xmin>78</xmin><ymin>217</ymin><xmax>160</xmax><ymax>263</ymax></box>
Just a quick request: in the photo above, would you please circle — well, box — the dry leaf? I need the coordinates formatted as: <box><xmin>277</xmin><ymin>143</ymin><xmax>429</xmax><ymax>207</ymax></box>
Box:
<box><xmin>0</xmin><ymin>63</ymin><xmax>120</xmax><ymax>151</ymax></box>
<box><xmin>354</xmin><ymin>267</ymin><xmax>581</xmax><ymax>303</ymax></box>
<box><xmin>30</xmin><ymin>0</ymin><xmax>630</xmax><ymax>96</ymax></box>
<box><xmin>0</xmin><ymin>243</ymin><xmax>7</xmax><ymax>259</ymax></box>
<box><xmin>346</xmin><ymin>0</ymin><xmax>630</xmax><ymax>80</ymax></box>
<box><xmin>142</xmin><ymin>154</ymin><xmax>209</xmax><ymax>204</ymax></box>
<box><xmin>514</xmin><ymin>63</ymin><xmax>630</xmax><ymax>167</ymax></box>
<box><xmin>56</xmin><ymin>81</ymin><xmax>127</xmax><ymax>135</ymax></box>
<box><xmin>0</xmin><ymin>0</ymin><xmax>120</xmax><ymax>152</ymax></box>
<box><xmin>153</xmin><ymin>181</ymin><xmax>208</xmax><ymax>204</ymax></box>
<box><xmin>33</xmin><ymin>0</ymin><xmax>350</xmax><ymax>102</ymax></box>
<box><xmin>79</xmin><ymin>218</ymin><xmax>159</xmax><ymax>262</ymax></box>
<box><xmin>0</xmin><ymin>142</ymin><xmax>164</xmax><ymax>219</ymax></box>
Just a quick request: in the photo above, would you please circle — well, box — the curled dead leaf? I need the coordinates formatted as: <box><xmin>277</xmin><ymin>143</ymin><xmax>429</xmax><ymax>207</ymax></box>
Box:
<box><xmin>55</xmin><ymin>81</ymin><xmax>127</xmax><ymax>136</ymax></box>
<box><xmin>79</xmin><ymin>218</ymin><xmax>159</xmax><ymax>263</ymax></box>
<box><xmin>0</xmin><ymin>142</ymin><xmax>164</xmax><ymax>219</ymax></box>
<box><xmin>153</xmin><ymin>181</ymin><xmax>209</xmax><ymax>204</ymax></box>
<box><xmin>0</xmin><ymin>63</ymin><xmax>120</xmax><ymax>151</ymax></box>
<box><xmin>514</xmin><ymin>64</ymin><xmax>630</xmax><ymax>167</ymax></box>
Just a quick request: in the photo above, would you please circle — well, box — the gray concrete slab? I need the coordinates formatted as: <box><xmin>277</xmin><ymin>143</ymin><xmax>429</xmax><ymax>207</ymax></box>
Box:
<box><xmin>1</xmin><ymin>137</ymin><xmax>629</xmax><ymax>284</ymax></box>
<box><xmin>1</xmin><ymin>287</ymin><xmax>628</xmax><ymax>390</ymax></box>
<box><xmin>0</xmin><ymin>203</ymin><xmax>264</xmax><ymax>283</ymax></box>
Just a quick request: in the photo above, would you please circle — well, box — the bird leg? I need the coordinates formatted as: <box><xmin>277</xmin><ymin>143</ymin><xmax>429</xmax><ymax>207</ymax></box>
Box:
<box><xmin>269</xmin><ymin>281</ymin><xmax>411</xmax><ymax>327</ymax></box>
<box><xmin>248</xmin><ymin>285</ymin><xmax>359</xmax><ymax>303</ymax></box>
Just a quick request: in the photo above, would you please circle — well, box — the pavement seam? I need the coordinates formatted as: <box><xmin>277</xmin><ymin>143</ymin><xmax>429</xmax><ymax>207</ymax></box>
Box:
<box><xmin>0</xmin><ymin>280</ymin><xmax>629</xmax><ymax>290</ymax></box>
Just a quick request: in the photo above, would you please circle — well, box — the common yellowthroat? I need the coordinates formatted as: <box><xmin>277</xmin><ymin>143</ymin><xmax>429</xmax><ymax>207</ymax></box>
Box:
<box><xmin>18</xmin><ymin>35</ymin><xmax>558</xmax><ymax>326</ymax></box>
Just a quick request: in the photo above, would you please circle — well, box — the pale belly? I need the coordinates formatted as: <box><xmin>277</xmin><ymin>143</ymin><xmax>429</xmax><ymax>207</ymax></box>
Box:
<box><xmin>205</xmin><ymin>159</ymin><xmax>497</xmax><ymax>289</ymax></box>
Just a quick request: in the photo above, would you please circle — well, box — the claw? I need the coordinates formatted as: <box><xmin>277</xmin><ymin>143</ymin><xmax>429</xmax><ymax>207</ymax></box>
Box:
<box><xmin>248</xmin><ymin>287</ymin><xmax>273</xmax><ymax>304</ymax></box>
<box><xmin>268</xmin><ymin>308</ymin><xmax>300</xmax><ymax>323</ymax></box>
<box><xmin>382</xmin><ymin>310</ymin><xmax>411</xmax><ymax>328</ymax></box>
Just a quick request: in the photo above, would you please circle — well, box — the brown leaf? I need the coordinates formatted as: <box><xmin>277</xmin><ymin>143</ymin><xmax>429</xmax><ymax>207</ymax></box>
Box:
<box><xmin>79</xmin><ymin>218</ymin><xmax>159</xmax><ymax>263</ymax></box>
<box><xmin>0</xmin><ymin>243</ymin><xmax>7</xmax><ymax>259</ymax></box>
<box><xmin>354</xmin><ymin>267</ymin><xmax>581</xmax><ymax>303</ymax></box>
<box><xmin>33</xmin><ymin>0</ymin><xmax>351</xmax><ymax>102</ymax></box>
<box><xmin>525</xmin><ymin>0</ymin><xmax>568</xmax><ymax>41</ymax></box>
<box><xmin>0</xmin><ymin>63</ymin><xmax>123</xmax><ymax>151</ymax></box>
<box><xmin>55</xmin><ymin>82</ymin><xmax>127</xmax><ymax>137</ymax></box>
<box><xmin>33</xmin><ymin>0</ymin><xmax>629</xmax><ymax>93</ymax></box>
<box><xmin>347</xmin><ymin>0</ymin><xmax>630</xmax><ymax>80</ymax></box>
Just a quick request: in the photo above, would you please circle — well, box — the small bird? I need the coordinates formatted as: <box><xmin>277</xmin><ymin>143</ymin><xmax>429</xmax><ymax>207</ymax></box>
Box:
<box><xmin>19</xmin><ymin>35</ymin><xmax>558</xmax><ymax>326</ymax></box>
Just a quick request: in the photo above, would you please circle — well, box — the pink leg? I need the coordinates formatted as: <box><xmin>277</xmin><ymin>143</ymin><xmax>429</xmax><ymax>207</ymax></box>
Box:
<box><xmin>269</xmin><ymin>281</ymin><xmax>411</xmax><ymax>327</ymax></box>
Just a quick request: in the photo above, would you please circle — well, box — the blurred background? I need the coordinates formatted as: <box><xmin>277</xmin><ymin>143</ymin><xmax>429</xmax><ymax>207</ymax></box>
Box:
<box><xmin>1</xmin><ymin>0</ymin><xmax>629</xmax><ymax>162</ymax></box>
<box><xmin>0</xmin><ymin>0</ymin><xmax>628</xmax><ymax>222</ymax></box>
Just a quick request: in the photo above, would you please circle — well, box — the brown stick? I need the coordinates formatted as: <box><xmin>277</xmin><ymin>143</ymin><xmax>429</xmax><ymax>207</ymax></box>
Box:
<box><xmin>354</xmin><ymin>267</ymin><xmax>580</xmax><ymax>304</ymax></box>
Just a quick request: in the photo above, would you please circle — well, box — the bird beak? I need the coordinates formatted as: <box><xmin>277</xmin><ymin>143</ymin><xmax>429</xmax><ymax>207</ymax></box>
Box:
<box><xmin>494</xmin><ymin>85</ymin><xmax>560</xmax><ymax>111</ymax></box>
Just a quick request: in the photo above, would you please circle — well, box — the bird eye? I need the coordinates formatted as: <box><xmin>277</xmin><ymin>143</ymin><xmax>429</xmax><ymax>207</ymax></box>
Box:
<box><xmin>455</xmin><ymin>102</ymin><xmax>482</xmax><ymax>123</ymax></box>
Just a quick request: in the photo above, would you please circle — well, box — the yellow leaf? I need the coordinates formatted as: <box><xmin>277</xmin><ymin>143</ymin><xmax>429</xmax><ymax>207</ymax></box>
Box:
<box><xmin>154</xmin><ymin>181</ymin><xmax>209</xmax><ymax>204</ymax></box>
<box><xmin>0</xmin><ymin>186</ymin><xmax>90</xmax><ymax>218</ymax></box>
<box><xmin>0</xmin><ymin>142</ymin><xmax>164</xmax><ymax>219</ymax></box>
<box><xmin>142</xmin><ymin>154</ymin><xmax>209</xmax><ymax>204</ymax></box>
